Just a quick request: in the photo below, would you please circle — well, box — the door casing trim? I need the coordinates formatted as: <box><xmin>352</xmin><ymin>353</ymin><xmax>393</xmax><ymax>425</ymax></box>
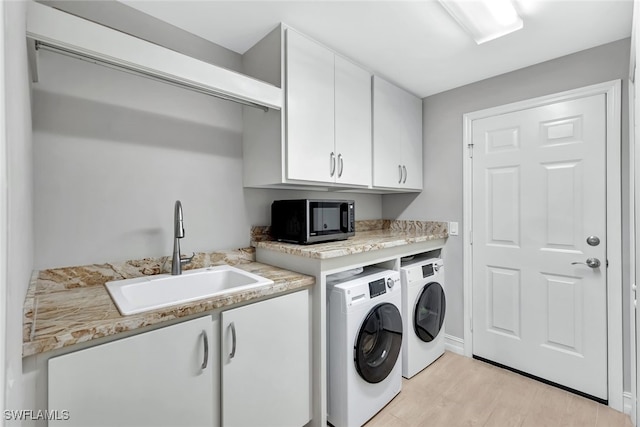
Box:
<box><xmin>462</xmin><ymin>80</ymin><xmax>623</xmax><ymax>410</ymax></box>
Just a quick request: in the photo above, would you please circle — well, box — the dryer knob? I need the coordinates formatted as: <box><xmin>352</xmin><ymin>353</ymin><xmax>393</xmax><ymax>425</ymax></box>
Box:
<box><xmin>386</xmin><ymin>278</ymin><xmax>395</xmax><ymax>289</ymax></box>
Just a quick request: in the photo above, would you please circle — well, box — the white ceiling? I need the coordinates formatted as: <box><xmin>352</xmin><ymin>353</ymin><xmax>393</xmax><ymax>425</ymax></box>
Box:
<box><xmin>120</xmin><ymin>0</ymin><xmax>633</xmax><ymax>97</ymax></box>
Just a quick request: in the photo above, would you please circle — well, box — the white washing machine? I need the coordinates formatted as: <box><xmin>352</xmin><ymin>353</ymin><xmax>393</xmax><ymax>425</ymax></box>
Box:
<box><xmin>400</xmin><ymin>257</ymin><xmax>446</xmax><ymax>379</ymax></box>
<box><xmin>327</xmin><ymin>267</ymin><xmax>403</xmax><ymax>427</ymax></box>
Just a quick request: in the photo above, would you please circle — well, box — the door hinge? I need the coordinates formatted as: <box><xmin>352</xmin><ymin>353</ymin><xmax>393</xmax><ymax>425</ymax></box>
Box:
<box><xmin>470</xmin><ymin>316</ymin><xmax>473</xmax><ymax>332</ymax></box>
<box><xmin>468</xmin><ymin>143</ymin><xmax>474</xmax><ymax>158</ymax></box>
<box><xmin>469</xmin><ymin>229</ymin><xmax>473</xmax><ymax>245</ymax></box>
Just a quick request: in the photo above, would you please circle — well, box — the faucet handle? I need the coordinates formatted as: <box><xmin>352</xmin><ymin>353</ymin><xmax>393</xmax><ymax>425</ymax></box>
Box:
<box><xmin>180</xmin><ymin>252</ymin><xmax>196</xmax><ymax>266</ymax></box>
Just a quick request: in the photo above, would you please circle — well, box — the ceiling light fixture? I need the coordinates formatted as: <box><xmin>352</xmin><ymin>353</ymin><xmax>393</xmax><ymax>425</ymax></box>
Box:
<box><xmin>438</xmin><ymin>0</ymin><xmax>524</xmax><ymax>45</ymax></box>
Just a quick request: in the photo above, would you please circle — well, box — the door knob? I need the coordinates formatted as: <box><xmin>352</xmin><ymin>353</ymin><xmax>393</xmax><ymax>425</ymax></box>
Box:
<box><xmin>571</xmin><ymin>258</ymin><xmax>601</xmax><ymax>268</ymax></box>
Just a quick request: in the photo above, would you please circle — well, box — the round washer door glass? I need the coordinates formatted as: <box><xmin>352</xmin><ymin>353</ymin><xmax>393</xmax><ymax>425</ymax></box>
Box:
<box><xmin>414</xmin><ymin>282</ymin><xmax>446</xmax><ymax>342</ymax></box>
<box><xmin>354</xmin><ymin>302</ymin><xmax>403</xmax><ymax>384</ymax></box>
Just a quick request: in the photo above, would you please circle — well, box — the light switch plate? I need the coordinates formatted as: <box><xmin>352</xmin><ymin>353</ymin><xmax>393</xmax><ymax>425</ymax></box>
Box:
<box><xmin>449</xmin><ymin>222</ymin><xmax>459</xmax><ymax>236</ymax></box>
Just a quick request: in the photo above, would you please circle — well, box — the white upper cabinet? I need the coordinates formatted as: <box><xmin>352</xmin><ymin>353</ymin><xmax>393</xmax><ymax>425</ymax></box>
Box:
<box><xmin>372</xmin><ymin>76</ymin><xmax>423</xmax><ymax>191</ymax></box>
<box><xmin>287</xmin><ymin>29</ymin><xmax>371</xmax><ymax>186</ymax></box>
<box><xmin>243</xmin><ymin>25</ymin><xmax>373</xmax><ymax>190</ymax></box>
<box><xmin>286</xmin><ymin>30</ymin><xmax>336</xmax><ymax>183</ymax></box>
<box><xmin>243</xmin><ymin>25</ymin><xmax>420</xmax><ymax>193</ymax></box>
<box><xmin>334</xmin><ymin>55</ymin><xmax>372</xmax><ymax>187</ymax></box>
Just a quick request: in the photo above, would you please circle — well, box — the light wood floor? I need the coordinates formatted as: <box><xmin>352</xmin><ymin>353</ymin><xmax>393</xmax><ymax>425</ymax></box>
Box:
<box><xmin>365</xmin><ymin>351</ymin><xmax>632</xmax><ymax>427</ymax></box>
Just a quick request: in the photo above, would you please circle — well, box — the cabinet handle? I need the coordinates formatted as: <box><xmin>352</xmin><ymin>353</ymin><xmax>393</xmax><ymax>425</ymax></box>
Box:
<box><xmin>330</xmin><ymin>152</ymin><xmax>336</xmax><ymax>177</ymax></box>
<box><xmin>402</xmin><ymin>165</ymin><xmax>407</xmax><ymax>183</ymax></box>
<box><xmin>338</xmin><ymin>154</ymin><xmax>344</xmax><ymax>178</ymax></box>
<box><xmin>229</xmin><ymin>322</ymin><xmax>237</xmax><ymax>359</ymax></box>
<box><xmin>398</xmin><ymin>165</ymin><xmax>403</xmax><ymax>184</ymax></box>
<box><xmin>200</xmin><ymin>330</ymin><xmax>209</xmax><ymax>370</ymax></box>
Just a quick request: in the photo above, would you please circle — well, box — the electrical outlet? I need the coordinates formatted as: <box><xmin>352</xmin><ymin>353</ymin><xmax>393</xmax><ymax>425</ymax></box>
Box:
<box><xmin>449</xmin><ymin>222</ymin><xmax>459</xmax><ymax>236</ymax></box>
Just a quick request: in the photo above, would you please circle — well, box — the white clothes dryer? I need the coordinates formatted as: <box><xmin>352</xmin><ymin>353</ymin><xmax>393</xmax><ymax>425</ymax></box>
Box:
<box><xmin>327</xmin><ymin>267</ymin><xmax>403</xmax><ymax>427</ymax></box>
<box><xmin>400</xmin><ymin>257</ymin><xmax>446</xmax><ymax>379</ymax></box>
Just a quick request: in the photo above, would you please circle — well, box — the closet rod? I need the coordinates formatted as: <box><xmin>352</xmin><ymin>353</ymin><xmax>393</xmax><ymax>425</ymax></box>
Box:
<box><xmin>33</xmin><ymin>40</ymin><xmax>270</xmax><ymax>112</ymax></box>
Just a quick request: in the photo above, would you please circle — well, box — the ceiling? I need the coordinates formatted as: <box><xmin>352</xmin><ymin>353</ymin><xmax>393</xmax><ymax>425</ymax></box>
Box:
<box><xmin>119</xmin><ymin>0</ymin><xmax>634</xmax><ymax>98</ymax></box>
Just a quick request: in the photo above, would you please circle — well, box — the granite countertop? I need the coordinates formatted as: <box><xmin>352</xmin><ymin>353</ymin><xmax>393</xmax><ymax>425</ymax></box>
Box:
<box><xmin>24</xmin><ymin>220</ymin><xmax>445</xmax><ymax>357</ymax></box>
<box><xmin>252</xmin><ymin>220</ymin><xmax>449</xmax><ymax>259</ymax></box>
<box><xmin>23</xmin><ymin>248</ymin><xmax>315</xmax><ymax>357</ymax></box>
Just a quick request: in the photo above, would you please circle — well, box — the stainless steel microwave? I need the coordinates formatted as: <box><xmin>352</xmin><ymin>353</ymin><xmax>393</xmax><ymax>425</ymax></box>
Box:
<box><xmin>270</xmin><ymin>199</ymin><xmax>355</xmax><ymax>244</ymax></box>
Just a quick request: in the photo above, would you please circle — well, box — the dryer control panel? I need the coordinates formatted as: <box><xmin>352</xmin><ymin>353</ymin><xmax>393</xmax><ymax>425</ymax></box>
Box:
<box><xmin>403</xmin><ymin>258</ymin><xmax>444</xmax><ymax>284</ymax></box>
<box><xmin>422</xmin><ymin>263</ymin><xmax>435</xmax><ymax>278</ymax></box>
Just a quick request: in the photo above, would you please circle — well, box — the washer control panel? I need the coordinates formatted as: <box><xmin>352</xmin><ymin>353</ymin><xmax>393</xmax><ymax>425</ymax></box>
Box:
<box><xmin>330</xmin><ymin>268</ymin><xmax>400</xmax><ymax>306</ymax></box>
<box><xmin>369</xmin><ymin>278</ymin><xmax>387</xmax><ymax>298</ymax></box>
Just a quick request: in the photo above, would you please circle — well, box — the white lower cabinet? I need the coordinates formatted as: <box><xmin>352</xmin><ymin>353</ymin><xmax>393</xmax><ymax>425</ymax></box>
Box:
<box><xmin>221</xmin><ymin>290</ymin><xmax>311</xmax><ymax>427</ymax></box>
<box><xmin>46</xmin><ymin>291</ymin><xmax>311</xmax><ymax>427</ymax></box>
<box><xmin>48</xmin><ymin>315</ymin><xmax>217</xmax><ymax>427</ymax></box>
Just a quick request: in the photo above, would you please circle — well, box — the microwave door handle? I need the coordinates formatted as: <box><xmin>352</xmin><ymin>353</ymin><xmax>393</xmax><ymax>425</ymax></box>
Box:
<box><xmin>340</xmin><ymin>203</ymin><xmax>349</xmax><ymax>232</ymax></box>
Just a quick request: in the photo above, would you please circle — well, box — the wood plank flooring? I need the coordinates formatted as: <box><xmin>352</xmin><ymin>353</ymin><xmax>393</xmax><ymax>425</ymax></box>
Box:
<box><xmin>364</xmin><ymin>351</ymin><xmax>632</xmax><ymax>427</ymax></box>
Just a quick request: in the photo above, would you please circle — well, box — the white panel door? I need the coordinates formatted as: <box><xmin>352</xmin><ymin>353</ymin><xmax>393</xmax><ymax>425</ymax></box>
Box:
<box><xmin>49</xmin><ymin>316</ymin><xmax>216</xmax><ymax>427</ymax></box>
<box><xmin>221</xmin><ymin>290</ymin><xmax>310</xmax><ymax>427</ymax></box>
<box><xmin>472</xmin><ymin>94</ymin><xmax>608</xmax><ymax>399</ymax></box>
<box><xmin>334</xmin><ymin>55</ymin><xmax>371</xmax><ymax>187</ymax></box>
<box><xmin>285</xmin><ymin>29</ymin><xmax>335</xmax><ymax>183</ymax></box>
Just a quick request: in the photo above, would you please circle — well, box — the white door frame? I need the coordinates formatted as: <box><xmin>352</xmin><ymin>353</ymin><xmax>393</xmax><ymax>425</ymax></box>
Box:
<box><xmin>462</xmin><ymin>80</ymin><xmax>623</xmax><ymax>410</ymax></box>
<box><xmin>630</xmin><ymin>75</ymin><xmax>637</xmax><ymax>423</ymax></box>
<box><xmin>630</xmin><ymin>2</ymin><xmax>639</xmax><ymax>423</ymax></box>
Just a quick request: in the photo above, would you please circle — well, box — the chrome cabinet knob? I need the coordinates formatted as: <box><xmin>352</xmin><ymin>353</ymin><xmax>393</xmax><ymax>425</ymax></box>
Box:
<box><xmin>572</xmin><ymin>258</ymin><xmax>601</xmax><ymax>268</ymax></box>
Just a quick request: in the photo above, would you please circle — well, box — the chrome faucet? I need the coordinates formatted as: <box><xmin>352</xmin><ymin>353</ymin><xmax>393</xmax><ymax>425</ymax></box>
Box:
<box><xmin>172</xmin><ymin>200</ymin><xmax>194</xmax><ymax>275</ymax></box>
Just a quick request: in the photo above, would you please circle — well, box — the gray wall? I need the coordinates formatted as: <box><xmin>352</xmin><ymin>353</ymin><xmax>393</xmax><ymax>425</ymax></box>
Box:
<box><xmin>4</xmin><ymin>0</ymin><xmax>35</xmax><ymax>420</ymax></box>
<box><xmin>32</xmin><ymin>50</ymin><xmax>382</xmax><ymax>269</ymax></box>
<box><xmin>383</xmin><ymin>38</ymin><xmax>631</xmax><ymax>389</ymax></box>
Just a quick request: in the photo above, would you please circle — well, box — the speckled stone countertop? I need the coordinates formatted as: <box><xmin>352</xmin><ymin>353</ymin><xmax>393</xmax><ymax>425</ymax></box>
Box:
<box><xmin>252</xmin><ymin>220</ymin><xmax>448</xmax><ymax>259</ymax></box>
<box><xmin>23</xmin><ymin>248</ymin><xmax>314</xmax><ymax>357</ymax></box>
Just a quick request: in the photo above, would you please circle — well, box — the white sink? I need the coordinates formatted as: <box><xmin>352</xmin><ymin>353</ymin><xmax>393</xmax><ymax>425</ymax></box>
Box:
<box><xmin>106</xmin><ymin>265</ymin><xmax>274</xmax><ymax>315</ymax></box>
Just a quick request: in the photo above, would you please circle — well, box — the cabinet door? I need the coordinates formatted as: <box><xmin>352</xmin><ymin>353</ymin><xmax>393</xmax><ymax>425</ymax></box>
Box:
<box><xmin>373</xmin><ymin>76</ymin><xmax>423</xmax><ymax>191</ymax></box>
<box><xmin>335</xmin><ymin>56</ymin><xmax>372</xmax><ymax>187</ymax></box>
<box><xmin>221</xmin><ymin>290</ymin><xmax>310</xmax><ymax>427</ymax></box>
<box><xmin>399</xmin><ymin>88</ymin><xmax>423</xmax><ymax>190</ymax></box>
<box><xmin>286</xmin><ymin>29</ymin><xmax>335</xmax><ymax>183</ymax></box>
<box><xmin>372</xmin><ymin>76</ymin><xmax>403</xmax><ymax>188</ymax></box>
<box><xmin>49</xmin><ymin>316</ymin><xmax>216</xmax><ymax>427</ymax></box>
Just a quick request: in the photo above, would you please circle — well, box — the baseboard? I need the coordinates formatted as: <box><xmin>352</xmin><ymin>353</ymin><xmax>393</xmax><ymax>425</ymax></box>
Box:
<box><xmin>444</xmin><ymin>334</ymin><xmax>464</xmax><ymax>355</ymax></box>
<box><xmin>624</xmin><ymin>391</ymin><xmax>633</xmax><ymax>416</ymax></box>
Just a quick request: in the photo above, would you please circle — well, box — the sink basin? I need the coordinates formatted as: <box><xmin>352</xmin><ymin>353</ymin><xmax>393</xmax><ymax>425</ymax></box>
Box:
<box><xmin>106</xmin><ymin>265</ymin><xmax>274</xmax><ymax>315</ymax></box>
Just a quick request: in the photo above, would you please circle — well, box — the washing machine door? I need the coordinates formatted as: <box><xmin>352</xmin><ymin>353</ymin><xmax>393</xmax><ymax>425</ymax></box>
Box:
<box><xmin>414</xmin><ymin>282</ymin><xmax>446</xmax><ymax>342</ymax></box>
<box><xmin>354</xmin><ymin>302</ymin><xmax>403</xmax><ymax>384</ymax></box>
